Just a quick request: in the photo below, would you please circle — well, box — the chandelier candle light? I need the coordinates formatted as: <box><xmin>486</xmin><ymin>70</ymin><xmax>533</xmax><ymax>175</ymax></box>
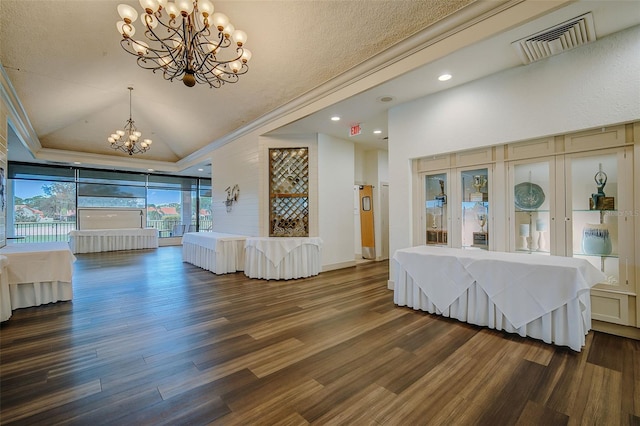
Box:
<box><xmin>116</xmin><ymin>0</ymin><xmax>251</xmax><ymax>88</ymax></box>
<box><xmin>108</xmin><ymin>87</ymin><xmax>152</xmax><ymax>155</ymax></box>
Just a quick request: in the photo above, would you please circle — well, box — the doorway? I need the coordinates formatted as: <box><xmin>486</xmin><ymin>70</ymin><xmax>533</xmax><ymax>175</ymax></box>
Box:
<box><xmin>359</xmin><ymin>185</ymin><xmax>375</xmax><ymax>259</ymax></box>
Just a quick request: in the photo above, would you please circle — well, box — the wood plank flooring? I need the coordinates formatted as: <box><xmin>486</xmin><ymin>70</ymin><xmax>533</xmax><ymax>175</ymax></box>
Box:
<box><xmin>1</xmin><ymin>246</ymin><xmax>638</xmax><ymax>425</ymax></box>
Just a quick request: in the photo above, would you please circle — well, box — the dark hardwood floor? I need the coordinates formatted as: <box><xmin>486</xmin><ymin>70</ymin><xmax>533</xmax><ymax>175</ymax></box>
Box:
<box><xmin>0</xmin><ymin>246</ymin><xmax>638</xmax><ymax>425</ymax></box>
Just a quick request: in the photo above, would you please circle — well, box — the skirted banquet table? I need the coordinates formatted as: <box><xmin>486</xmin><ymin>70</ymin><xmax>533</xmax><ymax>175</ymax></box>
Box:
<box><xmin>0</xmin><ymin>242</ymin><xmax>76</xmax><ymax>310</ymax></box>
<box><xmin>393</xmin><ymin>246</ymin><xmax>606</xmax><ymax>351</ymax></box>
<box><xmin>244</xmin><ymin>237</ymin><xmax>323</xmax><ymax>280</ymax></box>
<box><xmin>182</xmin><ymin>232</ymin><xmax>248</xmax><ymax>274</ymax></box>
<box><xmin>68</xmin><ymin>228</ymin><xmax>159</xmax><ymax>254</ymax></box>
<box><xmin>0</xmin><ymin>255</ymin><xmax>11</xmax><ymax>321</ymax></box>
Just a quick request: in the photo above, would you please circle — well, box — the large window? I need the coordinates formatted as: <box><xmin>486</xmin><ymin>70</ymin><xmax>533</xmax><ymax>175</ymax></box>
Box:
<box><xmin>7</xmin><ymin>163</ymin><xmax>211</xmax><ymax>242</ymax></box>
<box><xmin>9</xmin><ymin>164</ymin><xmax>76</xmax><ymax>242</ymax></box>
<box><xmin>147</xmin><ymin>175</ymin><xmax>199</xmax><ymax>236</ymax></box>
<box><xmin>199</xmin><ymin>181</ymin><xmax>212</xmax><ymax>231</ymax></box>
<box><xmin>77</xmin><ymin>169</ymin><xmax>146</xmax><ymax>208</ymax></box>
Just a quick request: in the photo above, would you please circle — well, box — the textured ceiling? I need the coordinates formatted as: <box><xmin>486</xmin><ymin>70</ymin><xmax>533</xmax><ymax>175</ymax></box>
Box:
<box><xmin>2</xmin><ymin>0</ymin><xmax>638</xmax><ymax>178</ymax></box>
<box><xmin>0</xmin><ymin>0</ymin><xmax>472</xmax><ymax>165</ymax></box>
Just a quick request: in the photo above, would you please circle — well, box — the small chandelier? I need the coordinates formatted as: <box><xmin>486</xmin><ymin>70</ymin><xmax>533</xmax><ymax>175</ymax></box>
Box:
<box><xmin>107</xmin><ymin>87</ymin><xmax>152</xmax><ymax>155</ymax></box>
<box><xmin>116</xmin><ymin>0</ymin><xmax>251</xmax><ymax>88</ymax></box>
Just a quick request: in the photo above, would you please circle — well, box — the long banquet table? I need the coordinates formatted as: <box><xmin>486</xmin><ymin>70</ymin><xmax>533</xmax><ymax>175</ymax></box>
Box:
<box><xmin>182</xmin><ymin>232</ymin><xmax>248</xmax><ymax>274</ymax></box>
<box><xmin>68</xmin><ymin>228</ymin><xmax>159</xmax><ymax>254</ymax></box>
<box><xmin>393</xmin><ymin>246</ymin><xmax>606</xmax><ymax>351</ymax></box>
<box><xmin>244</xmin><ymin>237</ymin><xmax>323</xmax><ymax>280</ymax></box>
<box><xmin>0</xmin><ymin>242</ymin><xmax>76</xmax><ymax>310</ymax></box>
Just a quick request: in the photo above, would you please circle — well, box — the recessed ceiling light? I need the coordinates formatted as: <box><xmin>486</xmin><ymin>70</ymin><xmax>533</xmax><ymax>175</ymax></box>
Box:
<box><xmin>148</xmin><ymin>168</ymin><xmax>154</xmax><ymax>172</ymax></box>
<box><xmin>73</xmin><ymin>162</ymin><xmax>81</xmax><ymax>165</ymax></box>
<box><xmin>197</xmin><ymin>168</ymin><xmax>204</xmax><ymax>172</ymax></box>
<box><xmin>331</xmin><ymin>116</ymin><xmax>340</xmax><ymax>121</ymax></box>
<box><xmin>373</xmin><ymin>130</ymin><xmax>382</xmax><ymax>134</ymax></box>
<box><xmin>377</xmin><ymin>96</ymin><xmax>395</xmax><ymax>103</ymax></box>
<box><xmin>438</xmin><ymin>73</ymin><xmax>452</xmax><ymax>81</ymax></box>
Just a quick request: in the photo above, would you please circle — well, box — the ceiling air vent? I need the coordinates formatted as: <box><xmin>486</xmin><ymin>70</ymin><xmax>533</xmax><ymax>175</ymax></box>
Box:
<box><xmin>511</xmin><ymin>12</ymin><xmax>596</xmax><ymax>64</ymax></box>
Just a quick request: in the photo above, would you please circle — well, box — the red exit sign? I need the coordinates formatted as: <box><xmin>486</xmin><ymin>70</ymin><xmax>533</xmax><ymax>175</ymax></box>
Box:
<box><xmin>350</xmin><ymin>124</ymin><xmax>361</xmax><ymax>137</ymax></box>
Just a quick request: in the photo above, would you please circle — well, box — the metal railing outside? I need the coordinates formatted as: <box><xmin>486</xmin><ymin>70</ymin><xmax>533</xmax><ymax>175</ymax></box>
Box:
<box><xmin>13</xmin><ymin>222</ymin><xmax>76</xmax><ymax>243</ymax></box>
<box><xmin>10</xmin><ymin>218</ymin><xmax>215</xmax><ymax>243</ymax></box>
<box><xmin>146</xmin><ymin>219</ymin><xmax>213</xmax><ymax>237</ymax></box>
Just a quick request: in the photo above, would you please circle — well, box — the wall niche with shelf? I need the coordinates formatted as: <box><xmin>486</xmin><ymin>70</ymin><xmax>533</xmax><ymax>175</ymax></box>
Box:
<box><xmin>269</xmin><ymin>147</ymin><xmax>309</xmax><ymax>237</ymax></box>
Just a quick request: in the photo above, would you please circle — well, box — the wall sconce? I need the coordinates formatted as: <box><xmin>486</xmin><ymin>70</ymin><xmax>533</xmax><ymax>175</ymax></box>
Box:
<box><xmin>225</xmin><ymin>184</ymin><xmax>240</xmax><ymax>212</ymax></box>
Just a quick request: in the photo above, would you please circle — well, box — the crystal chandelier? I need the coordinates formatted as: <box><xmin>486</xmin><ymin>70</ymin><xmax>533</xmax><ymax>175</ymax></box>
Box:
<box><xmin>116</xmin><ymin>0</ymin><xmax>251</xmax><ymax>88</ymax></box>
<box><xmin>107</xmin><ymin>87</ymin><xmax>152</xmax><ymax>155</ymax></box>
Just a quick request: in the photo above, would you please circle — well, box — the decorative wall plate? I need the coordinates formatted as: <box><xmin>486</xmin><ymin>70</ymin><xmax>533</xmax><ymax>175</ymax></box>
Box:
<box><xmin>514</xmin><ymin>182</ymin><xmax>545</xmax><ymax>211</ymax></box>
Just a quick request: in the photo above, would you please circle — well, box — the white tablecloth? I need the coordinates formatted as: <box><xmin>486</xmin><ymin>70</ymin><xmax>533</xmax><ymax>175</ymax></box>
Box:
<box><xmin>68</xmin><ymin>228</ymin><xmax>159</xmax><ymax>253</ymax></box>
<box><xmin>182</xmin><ymin>232</ymin><xmax>248</xmax><ymax>274</ymax></box>
<box><xmin>0</xmin><ymin>255</ymin><xmax>11</xmax><ymax>321</ymax></box>
<box><xmin>0</xmin><ymin>242</ymin><xmax>76</xmax><ymax>309</ymax></box>
<box><xmin>393</xmin><ymin>246</ymin><xmax>606</xmax><ymax>351</ymax></box>
<box><xmin>244</xmin><ymin>237</ymin><xmax>323</xmax><ymax>280</ymax></box>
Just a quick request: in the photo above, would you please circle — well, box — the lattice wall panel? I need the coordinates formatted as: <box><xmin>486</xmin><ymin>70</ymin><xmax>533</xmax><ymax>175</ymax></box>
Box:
<box><xmin>269</xmin><ymin>148</ymin><xmax>309</xmax><ymax>237</ymax></box>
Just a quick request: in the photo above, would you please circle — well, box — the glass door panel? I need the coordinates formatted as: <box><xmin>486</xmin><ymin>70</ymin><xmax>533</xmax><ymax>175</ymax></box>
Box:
<box><xmin>569</xmin><ymin>153</ymin><xmax>618</xmax><ymax>285</ymax></box>
<box><xmin>513</xmin><ymin>161</ymin><xmax>551</xmax><ymax>254</ymax></box>
<box><xmin>425</xmin><ymin>173</ymin><xmax>448</xmax><ymax>246</ymax></box>
<box><xmin>460</xmin><ymin>168</ymin><xmax>489</xmax><ymax>250</ymax></box>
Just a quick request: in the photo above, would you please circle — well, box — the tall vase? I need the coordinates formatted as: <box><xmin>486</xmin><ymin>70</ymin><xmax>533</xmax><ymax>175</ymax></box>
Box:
<box><xmin>519</xmin><ymin>224</ymin><xmax>530</xmax><ymax>250</ymax></box>
<box><xmin>582</xmin><ymin>223</ymin><xmax>612</xmax><ymax>256</ymax></box>
<box><xmin>536</xmin><ymin>219</ymin><xmax>547</xmax><ymax>252</ymax></box>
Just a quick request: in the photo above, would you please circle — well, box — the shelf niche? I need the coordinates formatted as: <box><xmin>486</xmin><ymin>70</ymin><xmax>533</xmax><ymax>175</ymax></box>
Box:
<box><xmin>269</xmin><ymin>147</ymin><xmax>309</xmax><ymax>237</ymax></box>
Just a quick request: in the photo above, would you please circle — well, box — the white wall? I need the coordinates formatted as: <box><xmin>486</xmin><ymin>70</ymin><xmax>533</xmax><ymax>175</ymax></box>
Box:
<box><xmin>353</xmin><ymin>184</ymin><xmax>362</xmax><ymax>257</ymax></box>
<box><xmin>211</xmin><ymin>134</ymin><xmax>260</xmax><ymax>236</ymax></box>
<box><xmin>354</xmin><ymin>146</ymin><xmax>365</xmax><ymax>256</ymax></box>
<box><xmin>378</xmin><ymin>150</ymin><xmax>389</xmax><ymax>183</ymax></box>
<box><xmin>376</xmin><ymin>150</ymin><xmax>389</xmax><ymax>260</ymax></box>
<box><xmin>318</xmin><ymin>133</ymin><xmax>356</xmax><ymax>270</ymax></box>
<box><xmin>354</xmin><ymin>146</ymin><xmax>366</xmax><ymax>185</ymax></box>
<box><xmin>388</xmin><ymin>25</ymin><xmax>640</xmax><ymax>281</ymax></box>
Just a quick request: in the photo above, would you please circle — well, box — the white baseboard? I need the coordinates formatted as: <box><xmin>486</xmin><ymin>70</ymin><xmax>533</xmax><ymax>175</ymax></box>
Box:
<box><xmin>387</xmin><ymin>280</ymin><xmax>394</xmax><ymax>290</ymax></box>
<box><xmin>592</xmin><ymin>320</ymin><xmax>640</xmax><ymax>340</ymax></box>
<box><xmin>322</xmin><ymin>260</ymin><xmax>357</xmax><ymax>272</ymax></box>
<box><xmin>158</xmin><ymin>237</ymin><xmax>182</xmax><ymax>247</ymax></box>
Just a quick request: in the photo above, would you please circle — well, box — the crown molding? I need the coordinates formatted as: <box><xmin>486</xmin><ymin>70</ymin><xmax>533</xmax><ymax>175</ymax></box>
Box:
<box><xmin>1</xmin><ymin>64</ymin><xmax>41</xmax><ymax>153</ymax></box>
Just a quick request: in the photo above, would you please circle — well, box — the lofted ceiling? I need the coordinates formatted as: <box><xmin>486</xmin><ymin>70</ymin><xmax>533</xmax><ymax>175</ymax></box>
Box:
<box><xmin>1</xmin><ymin>1</ymin><xmax>639</xmax><ymax>178</ymax></box>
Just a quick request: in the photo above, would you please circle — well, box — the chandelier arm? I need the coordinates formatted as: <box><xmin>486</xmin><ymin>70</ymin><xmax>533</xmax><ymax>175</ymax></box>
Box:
<box><xmin>124</xmin><ymin>12</ymin><xmax>189</xmax><ymax>77</ymax></box>
<box><xmin>159</xmin><ymin>67</ymin><xmax>185</xmax><ymax>83</ymax></box>
<box><xmin>121</xmin><ymin>37</ymin><xmax>186</xmax><ymax>83</ymax></box>
<box><xmin>194</xmin><ymin>47</ymin><xmax>244</xmax><ymax>78</ymax></box>
<box><xmin>206</xmin><ymin>61</ymin><xmax>247</xmax><ymax>83</ymax></box>
<box><xmin>142</xmin><ymin>24</ymin><xmax>185</xmax><ymax>71</ymax></box>
<box><xmin>195</xmin><ymin>47</ymin><xmax>246</xmax><ymax>82</ymax></box>
<box><xmin>183</xmin><ymin>15</ymin><xmax>196</xmax><ymax>74</ymax></box>
<box><xmin>190</xmin><ymin>34</ymin><xmax>229</xmax><ymax>75</ymax></box>
<box><xmin>188</xmin><ymin>12</ymin><xmax>233</xmax><ymax>59</ymax></box>
<box><xmin>193</xmin><ymin>72</ymin><xmax>223</xmax><ymax>88</ymax></box>
<box><xmin>143</xmin><ymin>11</ymin><xmax>183</xmax><ymax>42</ymax></box>
<box><xmin>121</xmin><ymin>39</ymin><xmax>179</xmax><ymax>74</ymax></box>
<box><xmin>202</xmin><ymin>64</ymin><xmax>239</xmax><ymax>84</ymax></box>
